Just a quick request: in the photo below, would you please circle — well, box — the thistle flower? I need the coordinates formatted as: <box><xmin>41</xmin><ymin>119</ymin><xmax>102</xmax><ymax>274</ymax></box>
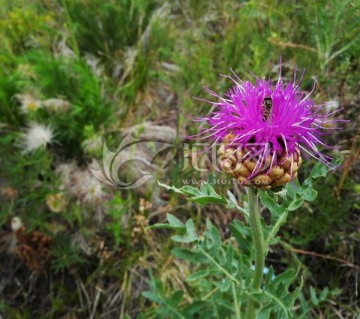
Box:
<box><xmin>192</xmin><ymin>65</ymin><xmax>340</xmax><ymax>188</ymax></box>
<box><xmin>20</xmin><ymin>122</ymin><xmax>54</xmax><ymax>153</ymax></box>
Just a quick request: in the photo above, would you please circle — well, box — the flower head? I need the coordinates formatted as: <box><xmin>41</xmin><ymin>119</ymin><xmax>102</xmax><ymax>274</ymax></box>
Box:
<box><xmin>16</xmin><ymin>93</ymin><xmax>41</xmax><ymax>113</ymax></box>
<box><xmin>192</xmin><ymin>65</ymin><xmax>340</xmax><ymax>188</ymax></box>
<box><xmin>46</xmin><ymin>193</ymin><xmax>67</xmax><ymax>213</ymax></box>
<box><xmin>56</xmin><ymin>161</ymin><xmax>106</xmax><ymax>205</ymax></box>
<box><xmin>20</xmin><ymin>122</ymin><xmax>54</xmax><ymax>153</ymax></box>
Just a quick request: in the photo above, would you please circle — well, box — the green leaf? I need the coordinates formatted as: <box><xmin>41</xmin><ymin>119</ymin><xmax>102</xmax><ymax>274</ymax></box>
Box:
<box><xmin>168</xmin><ymin>291</ymin><xmax>183</xmax><ymax>307</ymax></box>
<box><xmin>263</xmin><ymin>291</ymin><xmax>291</xmax><ymax>319</ymax></box>
<box><xmin>230</xmin><ymin>220</ymin><xmax>252</xmax><ymax>255</ymax></box>
<box><xmin>158</xmin><ymin>181</ymin><xmax>227</xmax><ymax>205</ymax></box>
<box><xmin>142</xmin><ymin>291</ymin><xmax>162</xmax><ymax>303</ymax></box>
<box><xmin>205</xmin><ymin>219</ymin><xmax>221</xmax><ymax>256</ymax></box>
<box><xmin>219</xmin><ymin>277</ymin><xmax>231</xmax><ymax>292</ymax></box>
<box><xmin>259</xmin><ymin>191</ymin><xmax>283</xmax><ymax>218</ymax></box>
<box><xmin>257</xmin><ymin>303</ymin><xmax>272</xmax><ymax>319</ymax></box>
<box><xmin>167</xmin><ymin>213</ymin><xmax>185</xmax><ymax>228</ymax></box>
<box><xmin>265</xmin><ymin>267</ymin><xmax>275</xmax><ymax>289</ymax></box>
<box><xmin>226</xmin><ymin>190</ymin><xmax>240</xmax><ymax>209</ymax></box>
<box><xmin>225</xmin><ymin>243</ymin><xmax>234</xmax><ymax>270</ymax></box>
<box><xmin>248</xmin><ymin>291</ymin><xmax>271</xmax><ymax>303</ymax></box>
<box><xmin>319</xmin><ymin>287</ymin><xmax>330</xmax><ymax>301</ymax></box>
<box><xmin>270</xmin><ymin>269</ymin><xmax>295</xmax><ymax>291</ymax></box>
<box><xmin>172</xmin><ymin>219</ymin><xmax>198</xmax><ymax>243</ymax></box>
<box><xmin>299</xmin><ymin>292</ymin><xmax>310</xmax><ymax>314</ymax></box>
<box><xmin>310</xmin><ymin>286</ymin><xmax>319</xmax><ymax>306</ymax></box>
<box><xmin>172</xmin><ymin>248</ymin><xmax>206</xmax><ymax>263</ymax></box>
<box><xmin>187</xmin><ymin>269</ymin><xmax>210</xmax><ymax>282</ymax></box>
<box><xmin>298</xmin><ymin>181</ymin><xmax>318</xmax><ymax>202</ymax></box>
<box><xmin>287</xmin><ymin>197</ymin><xmax>304</xmax><ymax>211</ymax></box>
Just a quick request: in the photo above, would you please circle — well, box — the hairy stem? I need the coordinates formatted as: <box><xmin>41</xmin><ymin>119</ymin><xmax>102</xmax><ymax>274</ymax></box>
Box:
<box><xmin>245</xmin><ymin>187</ymin><xmax>266</xmax><ymax>319</ymax></box>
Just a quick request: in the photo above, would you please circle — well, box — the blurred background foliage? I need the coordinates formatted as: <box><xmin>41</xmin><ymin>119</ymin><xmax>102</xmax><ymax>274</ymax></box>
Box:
<box><xmin>0</xmin><ymin>0</ymin><xmax>359</xmax><ymax>318</ymax></box>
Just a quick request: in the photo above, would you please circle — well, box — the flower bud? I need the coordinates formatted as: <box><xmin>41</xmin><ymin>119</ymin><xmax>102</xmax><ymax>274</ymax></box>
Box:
<box><xmin>218</xmin><ymin>133</ymin><xmax>302</xmax><ymax>188</ymax></box>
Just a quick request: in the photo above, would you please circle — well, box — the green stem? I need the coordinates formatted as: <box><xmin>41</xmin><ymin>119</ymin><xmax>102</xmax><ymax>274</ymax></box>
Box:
<box><xmin>245</xmin><ymin>187</ymin><xmax>266</xmax><ymax>319</ymax></box>
<box><xmin>232</xmin><ymin>282</ymin><xmax>242</xmax><ymax>319</ymax></box>
<box><xmin>198</xmin><ymin>246</ymin><xmax>240</xmax><ymax>285</ymax></box>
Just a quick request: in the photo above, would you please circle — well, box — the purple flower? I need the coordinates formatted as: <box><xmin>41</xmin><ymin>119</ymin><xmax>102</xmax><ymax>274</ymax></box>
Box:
<box><xmin>191</xmin><ymin>64</ymin><xmax>341</xmax><ymax>187</ymax></box>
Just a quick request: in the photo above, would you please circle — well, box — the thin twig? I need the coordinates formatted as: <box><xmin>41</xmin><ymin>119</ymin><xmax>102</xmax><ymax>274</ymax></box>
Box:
<box><xmin>280</xmin><ymin>241</ymin><xmax>359</xmax><ymax>269</ymax></box>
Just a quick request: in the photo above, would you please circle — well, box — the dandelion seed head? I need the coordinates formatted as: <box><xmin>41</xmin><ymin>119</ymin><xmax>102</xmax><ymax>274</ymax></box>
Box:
<box><xmin>20</xmin><ymin>122</ymin><xmax>54</xmax><ymax>153</ymax></box>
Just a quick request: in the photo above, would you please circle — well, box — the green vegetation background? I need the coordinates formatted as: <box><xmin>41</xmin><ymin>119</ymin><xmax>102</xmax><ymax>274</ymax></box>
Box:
<box><xmin>0</xmin><ymin>0</ymin><xmax>359</xmax><ymax>318</ymax></box>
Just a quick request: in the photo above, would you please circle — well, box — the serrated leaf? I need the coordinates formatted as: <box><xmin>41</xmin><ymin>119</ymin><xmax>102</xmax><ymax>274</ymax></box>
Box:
<box><xmin>158</xmin><ymin>181</ymin><xmax>227</xmax><ymax>205</ymax></box>
<box><xmin>299</xmin><ymin>182</ymin><xmax>318</xmax><ymax>202</ymax></box>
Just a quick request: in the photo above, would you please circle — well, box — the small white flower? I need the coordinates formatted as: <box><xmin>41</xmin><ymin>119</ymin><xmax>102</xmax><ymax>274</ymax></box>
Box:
<box><xmin>42</xmin><ymin>98</ymin><xmax>70</xmax><ymax>112</ymax></box>
<box><xmin>20</xmin><ymin>122</ymin><xmax>54</xmax><ymax>153</ymax></box>
<box><xmin>16</xmin><ymin>93</ymin><xmax>41</xmax><ymax>113</ymax></box>
<box><xmin>11</xmin><ymin>216</ymin><xmax>23</xmax><ymax>232</ymax></box>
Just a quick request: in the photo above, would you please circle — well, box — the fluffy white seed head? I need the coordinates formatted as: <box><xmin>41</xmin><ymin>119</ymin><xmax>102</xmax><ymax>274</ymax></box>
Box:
<box><xmin>20</xmin><ymin>122</ymin><xmax>54</xmax><ymax>153</ymax></box>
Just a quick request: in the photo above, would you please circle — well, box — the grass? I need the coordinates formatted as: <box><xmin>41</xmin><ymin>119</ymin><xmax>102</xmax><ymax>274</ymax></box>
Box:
<box><xmin>0</xmin><ymin>0</ymin><xmax>359</xmax><ymax>318</ymax></box>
